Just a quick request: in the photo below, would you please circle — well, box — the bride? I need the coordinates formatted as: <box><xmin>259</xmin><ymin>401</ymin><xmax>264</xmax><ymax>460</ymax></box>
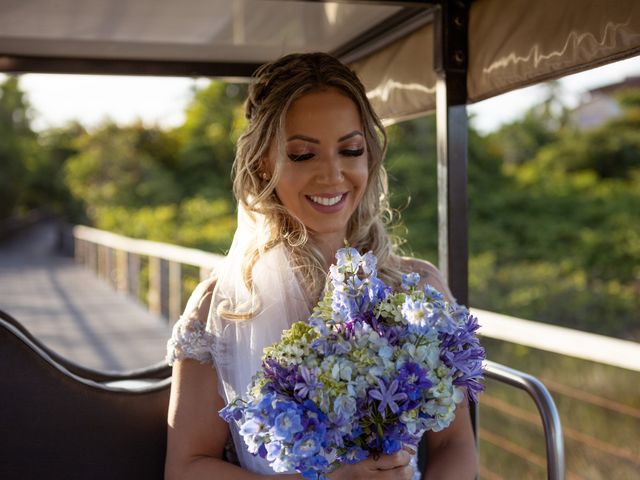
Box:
<box><xmin>164</xmin><ymin>52</ymin><xmax>477</xmax><ymax>480</ymax></box>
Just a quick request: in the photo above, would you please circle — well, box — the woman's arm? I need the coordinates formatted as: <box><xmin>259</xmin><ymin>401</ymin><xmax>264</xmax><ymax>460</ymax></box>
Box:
<box><xmin>423</xmin><ymin>399</ymin><xmax>478</xmax><ymax>480</ymax></box>
<box><xmin>165</xmin><ymin>357</ymin><xmax>300</xmax><ymax>480</ymax></box>
<box><xmin>164</xmin><ymin>278</ymin><xmax>294</xmax><ymax>480</ymax></box>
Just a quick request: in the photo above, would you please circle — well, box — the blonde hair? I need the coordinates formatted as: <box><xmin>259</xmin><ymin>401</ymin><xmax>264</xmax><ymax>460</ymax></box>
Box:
<box><xmin>232</xmin><ymin>52</ymin><xmax>402</xmax><ymax>304</ymax></box>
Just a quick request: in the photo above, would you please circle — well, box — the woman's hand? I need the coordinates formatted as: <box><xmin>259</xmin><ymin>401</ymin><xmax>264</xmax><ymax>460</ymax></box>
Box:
<box><xmin>328</xmin><ymin>446</ymin><xmax>415</xmax><ymax>480</ymax></box>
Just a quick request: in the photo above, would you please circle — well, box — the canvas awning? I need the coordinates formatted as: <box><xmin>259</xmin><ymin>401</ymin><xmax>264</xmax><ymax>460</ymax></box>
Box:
<box><xmin>1</xmin><ymin>0</ymin><xmax>639</xmax><ymax>122</ymax></box>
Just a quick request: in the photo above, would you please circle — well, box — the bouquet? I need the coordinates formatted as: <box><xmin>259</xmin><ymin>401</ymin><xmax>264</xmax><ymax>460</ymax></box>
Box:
<box><xmin>220</xmin><ymin>247</ymin><xmax>485</xmax><ymax>478</ymax></box>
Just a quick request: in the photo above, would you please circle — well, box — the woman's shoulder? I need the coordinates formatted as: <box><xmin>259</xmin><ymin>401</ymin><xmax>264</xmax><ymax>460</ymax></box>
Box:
<box><xmin>166</xmin><ymin>275</ymin><xmax>218</xmax><ymax>366</ymax></box>
<box><xmin>182</xmin><ymin>275</ymin><xmax>217</xmax><ymax>326</ymax></box>
<box><xmin>397</xmin><ymin>256</ymin><xmax>456</xmax><ymax>303</ymax></box>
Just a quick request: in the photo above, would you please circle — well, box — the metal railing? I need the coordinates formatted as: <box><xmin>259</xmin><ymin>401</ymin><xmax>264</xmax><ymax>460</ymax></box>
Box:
<box><xmin>484</xmin><ymin>361</ymin><xmax>565</xmax><ymax>480</ymax></box>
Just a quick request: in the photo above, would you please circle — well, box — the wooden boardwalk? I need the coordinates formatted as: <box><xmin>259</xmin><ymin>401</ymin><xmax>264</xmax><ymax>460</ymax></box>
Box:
<box><xmin>0</xmin><ymin>221</ymin><xmax>172</xmax><ymax>372</ymax></box>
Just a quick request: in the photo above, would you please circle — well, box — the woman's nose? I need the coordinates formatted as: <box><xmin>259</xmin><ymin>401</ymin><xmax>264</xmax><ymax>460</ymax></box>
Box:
<box><xmin>316</xmin><ymin>154</ymin><xmax>344</xmax><ymax>184</ymax></box>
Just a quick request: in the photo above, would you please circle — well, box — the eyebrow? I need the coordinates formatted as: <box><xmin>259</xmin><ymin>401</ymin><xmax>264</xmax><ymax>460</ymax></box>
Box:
<box><xmin>286</xmin><ymin>130</ymin><xmax>364</xmax><ymax>143</ymax></box>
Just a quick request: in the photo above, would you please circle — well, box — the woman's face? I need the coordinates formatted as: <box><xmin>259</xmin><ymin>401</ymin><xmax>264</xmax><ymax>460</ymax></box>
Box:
<box><xmin>269</xmin><ymin>88</ymin><xmax>369</xmax><ymax>243</ymax></box>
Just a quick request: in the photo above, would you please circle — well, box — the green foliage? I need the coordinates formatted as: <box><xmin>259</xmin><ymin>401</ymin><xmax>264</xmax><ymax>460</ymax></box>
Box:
<box><xmin>2</xmin><ymin>73</ymin><xmax>637</xmax><ymax>340</ymax></box>
<box><xmin>386</xmin><ymin>116</ymin><xmax>438</xmax><ymax>260</ymax></box>
<box><xmin>22</xmin><ymin>122</ymin><xmax>87</xmax><ymax>220</ymax></box>
<box><xmin>94</xmin><ymin>197</ymin><xmax>236</xmax><ymax>254</ymax></box>
<box><xmin>175</xmin><ymin>81</ymin><xmax>247</xmax><ymax>200</ymax></box>
<box><xmin>385</xmin><ymin>92</ymin><xmax>639</xmax><ymax>339</ymax></box>
<box><xmin>0</xmin><ymin>76</ymin><xmax>37</xmax><ymax>218</ymax></box>
<box><xmin>64</xmin><ymin>122</ymin><xmax>181</xmax><ymax>212</ymax></box>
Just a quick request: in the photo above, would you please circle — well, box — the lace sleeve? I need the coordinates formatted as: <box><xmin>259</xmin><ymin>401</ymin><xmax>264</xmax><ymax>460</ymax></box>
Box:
<box><xmin>166</xmin><ymin>276</ymin><xmax>217</xmax><ymax>366</ymax></box>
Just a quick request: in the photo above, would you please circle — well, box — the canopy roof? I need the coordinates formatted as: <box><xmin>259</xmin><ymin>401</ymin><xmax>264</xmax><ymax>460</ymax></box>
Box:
<box><xmin>1</xmin><ymin>0</ymin><xmax>639</xmax><ymax>121</ymax></box>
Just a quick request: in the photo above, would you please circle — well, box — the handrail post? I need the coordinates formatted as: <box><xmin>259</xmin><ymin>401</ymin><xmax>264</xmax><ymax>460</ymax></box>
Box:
<box><xmin>168</xmin><ymin>261</ymin><xmax>182</xmax><ymax>325</ymax></box>
<box><xmin>148</xmin><ymin>256</ymin><xmax>162</xmax><ymax>318</ymax></box>
<box><xmin>484</xmin><ymin>360</ymin><xmax>565</xmax><ymax>480</ymax></box>
<box><xmin>127</xmin><ymin>253</ymin><xmax>140</xmax><ymax>301</ymax></box>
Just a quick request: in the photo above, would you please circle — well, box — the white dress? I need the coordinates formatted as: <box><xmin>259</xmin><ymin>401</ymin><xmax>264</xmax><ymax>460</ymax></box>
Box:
<box><xmin>166</xmin><ymin>235</ymin><xmax>311</xmax><ymax>473</ymax></box>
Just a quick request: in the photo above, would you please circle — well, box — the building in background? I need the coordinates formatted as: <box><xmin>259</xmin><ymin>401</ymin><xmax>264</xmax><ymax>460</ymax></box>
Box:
<box><xmin>572</xmin><ymin>76</ymin><xmax>640</xmax><ymax>129</ymax></box>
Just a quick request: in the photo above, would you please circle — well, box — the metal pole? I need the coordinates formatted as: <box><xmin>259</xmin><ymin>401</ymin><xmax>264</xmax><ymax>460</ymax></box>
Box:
<box><xmin>419</xmin><ymin>0</ymin><xmax>474</xmax><ymax>474</ymax></box>
<box><xmin>434</xmin><ymin>0</ymin><xmax>469</xmax><ymax>306</ymax></box>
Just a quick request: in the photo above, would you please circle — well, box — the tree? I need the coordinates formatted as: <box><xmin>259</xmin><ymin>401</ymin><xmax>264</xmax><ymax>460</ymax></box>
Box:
<box><xmin>64</xmin><ymin>122</ymin><xmax>181</xmax><ymax>218</ymax></box>
<box><xmin>19</xmin><ymin>122</ymin><xmax>86</xmax><ymax>221</ymax></box>
<box><xmin>0</xmin><ymin>76</ymin><xmax>37</xmax><ymax>218</ymax></box>
<box><xmin>175</xmin><ymin>81</ymin><xmax>247</xmax><ymax>199</ymax></box>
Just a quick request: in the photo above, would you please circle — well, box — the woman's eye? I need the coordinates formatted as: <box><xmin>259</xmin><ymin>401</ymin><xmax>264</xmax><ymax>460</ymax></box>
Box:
<box><xmin>288</xmin><ymin>152</ymin><xmax>314</xmax><ymax>162</ymax></box>
<box><xmin>341</xmin><ymin>148</ymin><xmax>365</xmax><ymax>157</ymax></box>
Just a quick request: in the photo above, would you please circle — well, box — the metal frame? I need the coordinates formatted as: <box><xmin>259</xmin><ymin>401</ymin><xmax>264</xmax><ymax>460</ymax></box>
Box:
<box><xmin>0</xmin><ymin>55</ymin><xmax>261</xmax><ymax>78</ymax></box>
<box><xmin>484</xmin><ymin>361</ymin><xmax>566</xmax><ymax>480</ymax></box>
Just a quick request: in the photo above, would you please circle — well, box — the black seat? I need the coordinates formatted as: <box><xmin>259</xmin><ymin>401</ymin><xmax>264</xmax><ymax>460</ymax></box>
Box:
<box><xmin>0</xmin><ymin>309</ymin><xmax>171</xmax><ymax>480</ymax></box>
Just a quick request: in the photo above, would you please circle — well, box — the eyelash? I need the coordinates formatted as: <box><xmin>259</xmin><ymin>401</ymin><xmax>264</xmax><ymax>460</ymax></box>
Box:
<box><xmin>288</xmin><ymin>153</ymin><xmax>314</xmax><ymax>162</ymax></box>
<box><xmin>287</xmin><ymin>148</ymin><xmax>364</xmax><ymax>162</ymax></box>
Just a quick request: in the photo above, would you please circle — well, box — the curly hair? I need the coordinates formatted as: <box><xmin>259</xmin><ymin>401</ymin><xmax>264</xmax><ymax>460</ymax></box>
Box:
<box><xmin>232</xmin><ymin>52</ymin><xmax>402</xmax><ymax>303</ymax></box>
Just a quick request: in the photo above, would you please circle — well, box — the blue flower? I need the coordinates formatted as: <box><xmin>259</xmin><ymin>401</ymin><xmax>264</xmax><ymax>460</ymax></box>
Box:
<box><xmin>239</xmin><ymin>418</ymin><xmax>261</xmax><ymax>436</ymax></box>
<box><xmin>423</xmin><ymin>284</ymin><xmax>444</xmax><ymax>303</ymax></box>
<box><xmin>333</xmin><ymin>395</ymin><xmax>357</xmax><ymax>424</ymax></box>
<box><xmin>361</xmin><ymin>251</ymin><xmax>377</xmax><ymax>276</ymax></box>
<box><xmin>272</xmin><ymin>409</ymin><xmax>303</xmax><ymax>442</ymax></box>
<box><xmin>342</xmin><ymin>445</ymin><xmax>368</xmax><ymax>464</ymax></box>
<box><xmin>219</xmin><ymin>401</ymin><xmax>243</xmax><ymax>422</ymax></box>
<box><xmin>401</xmin><ymin>272</ymin><xmax>420</xmax><ymax>290</ymax></box>
<box><xmin>266</xmin><ymin>442</ymin><xmax>282</xmax><ymax>462</ymax></box>
<box><xmin>298</xmin><ymin>454</ymin><xmax>329</xmax><ymax>480</ymax></box>
<box><xmin>382</xmin><ymin>436</ymin><xmax>403</xmax><ymax>455</ymax></box>
<box><xmin>401</xmin><ymin>297</ymin><xmax>429</xmax><ymax>333</ymax></box>
<box><xmin>336</xmin><ymin>247</ymin><xmax>361</xmax><ymax>272</ymax></box>
<box><xmin>368</xmin><ymin>378</ymin><xmax>408</xmax><ymax>417</ymax></box>
<box><xmin>292</xmin><ymin>434</ymin><xmax>322</xmax><ymax>458</ymax></box>
<box><xmin>397</xmin><ymin>362</ymin><xmax>432</xmax><ymax>405</ymax></box>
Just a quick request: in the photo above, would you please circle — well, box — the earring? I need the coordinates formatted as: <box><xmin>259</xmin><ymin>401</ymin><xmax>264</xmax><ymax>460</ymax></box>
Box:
<box><xmin>260</xmin><ymin>171</ymin><xmax>270</xmax><ymax>181</ymax></box>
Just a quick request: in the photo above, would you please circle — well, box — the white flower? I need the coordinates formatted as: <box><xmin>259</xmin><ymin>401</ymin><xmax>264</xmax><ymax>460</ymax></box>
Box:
<box><xmin>331</xmin><ymin>360</ymin><xmax>353</xmax><ymax>381</ymax></box>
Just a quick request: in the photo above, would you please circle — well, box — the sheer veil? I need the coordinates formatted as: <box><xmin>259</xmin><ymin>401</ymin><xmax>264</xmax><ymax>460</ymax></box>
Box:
<box><xmin>207</xmin><ymin>204</ymin><xmax>311</xmax><ymax>471</ymax></box>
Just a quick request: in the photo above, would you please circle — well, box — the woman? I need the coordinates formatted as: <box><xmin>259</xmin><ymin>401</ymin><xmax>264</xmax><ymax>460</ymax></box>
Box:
<box><xmin>164</xmin><ymin>52</ymin><xmax>477</xmax><ymax>480</ymax></box>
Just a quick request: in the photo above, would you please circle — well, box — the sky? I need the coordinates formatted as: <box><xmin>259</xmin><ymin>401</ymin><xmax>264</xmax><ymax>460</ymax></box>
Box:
<box><xmin>3</xmin><ymin>56</ymin><xmax>640</xmax><ymax>134</ymax></box>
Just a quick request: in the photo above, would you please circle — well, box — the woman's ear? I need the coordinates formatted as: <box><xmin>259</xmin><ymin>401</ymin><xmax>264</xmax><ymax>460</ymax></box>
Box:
<box><xmin>258</xmin><ymin>156</ymin><xmax>272</xmax><ymax>182</ymax></box>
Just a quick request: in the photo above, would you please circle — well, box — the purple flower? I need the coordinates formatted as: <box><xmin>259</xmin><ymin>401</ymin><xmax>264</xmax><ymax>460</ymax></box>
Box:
<box><xmin>262</xmin><ymin>358</ymin><xmax>297</xmax><ymax>395</ymax></box>
<box><xmin>439</xmin><ymin>314</ymin><xmax>486</xmax><ymax>403</ymax></box>
<box><xmin>368</xmin><ymin>378</ymin><xmax>408</xmax><ymax>417</ymax></box>
<box><xmin>397</xmin><ymin>362</ymin><xmax>432</xmax><ymax>406</ymax></box>
<box><xmin>381</xmin><ymin>422</ymin><xmax>412</xmax><ymax>454</ymax></box>
<box><xmin>294</xmin><ymin>366</ymin><xmax>322</xmax><ymax>400</ymax></box>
